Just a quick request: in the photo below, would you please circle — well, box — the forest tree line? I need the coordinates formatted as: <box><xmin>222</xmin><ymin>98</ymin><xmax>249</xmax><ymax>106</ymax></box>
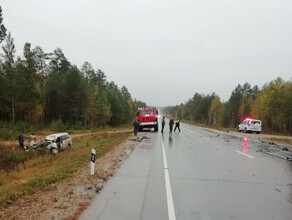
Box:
<box><xmin>0</xmin><ymin>32</ymin><xmax>146</xmax><ymax>127</ymax></box>
<box><xmin>1</xmin><ymin>8</ymin><xmax>291</xmax><ymax>133</ymax></box>
<box><xmin>163</xmin><ymin>78</ymin><xmax>292</xmax><ymax>133</ymax></box>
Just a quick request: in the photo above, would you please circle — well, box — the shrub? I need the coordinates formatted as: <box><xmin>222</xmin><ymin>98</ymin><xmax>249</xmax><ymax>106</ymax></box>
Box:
<box><xmin>0</xmin><ymin>170</ymin><xmax>5</xmax><ymax>186</ymax></box>
<box><xmin>0</xmin><ymin>121</ymin><xmax>45</xmax><ymax>139</ymax></box>
<box><xmin>4</xmin><ymin>152</ymin><xmax>26</xmax><ymax>163</ymax></box>
<box><xmin>0</xmin><ymin>127</ymin><xmax>13</xmax><ymax>139</ymax></box>
<box><xmin>50</xmin><ymin>120</ymin><xmax>68</xmax><ymax>132</ymax></box>
<box><xmin>14</xmin><ymin>122</ymin><xmax>31</xmax><ymax>133</ymax></box>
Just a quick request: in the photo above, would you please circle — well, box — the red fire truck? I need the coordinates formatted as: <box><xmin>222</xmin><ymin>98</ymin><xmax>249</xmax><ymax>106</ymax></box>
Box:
<box><xmin>136</xmin><ymin>108</ymin><xmax>159</xmax><ymax>132</ymax></box>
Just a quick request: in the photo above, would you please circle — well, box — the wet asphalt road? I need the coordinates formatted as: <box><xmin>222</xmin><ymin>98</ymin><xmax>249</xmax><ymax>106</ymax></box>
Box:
<box><xmin>80</xmin><ymin>121</ymin><xmax>292</xmax><ymax>220</ymax></box>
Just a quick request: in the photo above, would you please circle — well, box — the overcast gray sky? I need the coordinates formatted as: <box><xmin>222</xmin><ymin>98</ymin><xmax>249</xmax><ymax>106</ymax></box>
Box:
<box><xmin>1</xmin><ymin>0</ymin><xmax>291</xmax><ymax>106</ymax></box>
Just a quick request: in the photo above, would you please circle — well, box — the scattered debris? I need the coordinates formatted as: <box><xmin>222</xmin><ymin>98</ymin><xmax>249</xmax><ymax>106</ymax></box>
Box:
<box><xmin>6</xmin><ymin>200</ymin><xmax>12</xmax><ymax>205</ymax></box>
<box><xmin>257</xmin><ymin>138</ymin><xmax>292</xmax><ymax>161</ymax></box>
<box><xmin>95</xmin><ymin>184</ymin><xmax>103</xmax><ymax>193</ymax></box>
<box><xmin>275</xmin><ymin>188</ymin><xmax>281</xmax><ymax>193</ymax></box>
<box><xmin>129</xmin><ymin>136</ymin><xmax>150</xmax><ymax>142</ymax></box>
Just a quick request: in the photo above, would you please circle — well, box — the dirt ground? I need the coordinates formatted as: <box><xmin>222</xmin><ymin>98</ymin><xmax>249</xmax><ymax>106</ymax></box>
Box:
<box><xmin>0</xmin><ymin>132</ymin><xmax>145</xmax><ymax>220</ymax></box>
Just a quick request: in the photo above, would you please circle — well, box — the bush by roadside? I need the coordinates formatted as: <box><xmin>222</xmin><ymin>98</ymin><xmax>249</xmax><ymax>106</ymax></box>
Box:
<box><xmin>0</xmin><ymin>122</ymin><xmax>45</xmax><ymax>140</ymax></box>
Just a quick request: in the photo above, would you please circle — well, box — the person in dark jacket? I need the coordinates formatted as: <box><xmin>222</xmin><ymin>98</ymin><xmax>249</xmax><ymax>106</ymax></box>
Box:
<box><xmin>161</xmin><ymin>116</ymin><xmax>166</xmax><ymax>133</ymax></box>
<box><xmin>133</xmin><ymin>118</ymin><xmax>139</xmax><ymax>136</ymax></box>
<box><xmin>18</xmin><ymin>133</ymin><xmax>24</xmax><ymax>149</ymax></box>
<box><xmin>174</xmin><ymin>119</ymin><xmax>181</xmax><ymax>132</ymax></box>
<box><xmin>169</xmin><ymin>118</ymin><xmax>174</xmax><ymax>132</ymax></box>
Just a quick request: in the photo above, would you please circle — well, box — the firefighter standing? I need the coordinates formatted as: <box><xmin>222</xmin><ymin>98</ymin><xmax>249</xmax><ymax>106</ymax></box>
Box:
<box><xmin>169</xmin><ymin>118</ymin><xmax>174</xmax><ymax>132</ymax></box>
<box><xmin>161</xmin><ymin>116</ymin><xmax>166</xmax><ymax>133</ymax></box>
<box><xmin>133</xmin><ymin>118</ymin><xmax>139</xmax><ymax>136</ymax></box>
<box><xmin>174</xmin><ymin>119</ymin><xmax>181</xmax><ymax>132</ymax></box>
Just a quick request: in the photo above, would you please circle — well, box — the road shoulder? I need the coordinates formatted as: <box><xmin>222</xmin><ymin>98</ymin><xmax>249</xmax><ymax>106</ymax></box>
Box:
<box><xmin>0</xmin><ymin>133</ymin><xmax>145</xmax><ymax>220</ymax></box>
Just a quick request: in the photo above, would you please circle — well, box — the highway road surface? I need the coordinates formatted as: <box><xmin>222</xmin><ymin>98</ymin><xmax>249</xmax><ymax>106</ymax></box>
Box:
<box><xmin>80</xmin><ymin>121</ymin><xmax>292</xmax><ymax>220</ymax></box>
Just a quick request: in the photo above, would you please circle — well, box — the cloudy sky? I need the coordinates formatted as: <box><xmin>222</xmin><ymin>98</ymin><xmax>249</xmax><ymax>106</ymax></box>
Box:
<box><xmin>1</xmin><ymin>0</ymin><xmax>291</xmax><ymax>106</ymax></box>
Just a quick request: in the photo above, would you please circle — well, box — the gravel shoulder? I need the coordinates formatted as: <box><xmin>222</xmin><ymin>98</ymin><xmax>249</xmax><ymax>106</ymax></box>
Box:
<box><xmin>0</xmin><ymin>132</ymin><xmax>145</xmax><ymax>220</ymax></box>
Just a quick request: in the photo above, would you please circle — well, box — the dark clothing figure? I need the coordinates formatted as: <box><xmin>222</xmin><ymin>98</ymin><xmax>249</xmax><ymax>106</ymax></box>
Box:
<box><xmin>18</xmin><ymin>134</ymin><xmax>24</xmax><ymax>149</ymax></box>
<box><xmin>169</xmin><ymin>119</ymin><xmax>174</xmax><ymax>132</ymax></box>
<box><xmin>161</xmin><ymin>116</ymin><xmax>166</xmax><ymax>132</ymax></box>
<box><xmin>174</xmin><ymin>119</ymin><xmax>180</xmax><ymax>132</ymax></box>
<box><xmin>133</xmin><ymin>120</ymin><xmax>139</xmax><ymax>136</ymax></box>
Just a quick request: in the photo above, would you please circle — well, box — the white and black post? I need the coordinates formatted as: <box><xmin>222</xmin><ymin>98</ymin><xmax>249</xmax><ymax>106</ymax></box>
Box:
<box><xmin>90</xmin><ymin>148</ymin><xmax>96</xmax><ymax>175</ymax></box>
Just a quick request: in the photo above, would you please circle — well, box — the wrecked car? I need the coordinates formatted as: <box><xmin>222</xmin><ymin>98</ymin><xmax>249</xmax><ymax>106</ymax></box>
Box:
<box><xmin>39</xmin><ymin>133</ymin><xmax>72</xmax><ymax>154</ymax></box>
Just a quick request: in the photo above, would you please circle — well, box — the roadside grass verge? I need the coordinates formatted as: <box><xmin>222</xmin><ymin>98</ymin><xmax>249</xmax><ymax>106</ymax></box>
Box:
<box><xmin>181</xmin><ymin>120</ymin><xmax>292</xmax><ymax>146</ymax></box>
<box><xmin>0</xmin><ymin>121</ymin><xmax>132</xmax><ymax>140</ymax></box>
<box><xmin>0</xmin><ymin>131</ymin><xmax>131</xmax><ymax>208</ymax></box>
<box><xmin>180</xmin><ymin>120</ymin><xmax>292</xmax><ymax>137</ymax></box>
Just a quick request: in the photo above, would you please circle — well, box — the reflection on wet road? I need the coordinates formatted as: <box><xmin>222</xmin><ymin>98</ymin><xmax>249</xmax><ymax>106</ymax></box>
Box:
<box><xmin>242</xmin><ymin>136</ymin><xmax>248</xmax><ymax>151</ymax></box>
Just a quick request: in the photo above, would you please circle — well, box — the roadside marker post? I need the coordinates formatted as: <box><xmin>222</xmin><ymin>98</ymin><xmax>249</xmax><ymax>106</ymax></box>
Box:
<box><xmin>90</xmin><ymin>148</ymin><xmax>96</xmax><ymax>175</ymax></box>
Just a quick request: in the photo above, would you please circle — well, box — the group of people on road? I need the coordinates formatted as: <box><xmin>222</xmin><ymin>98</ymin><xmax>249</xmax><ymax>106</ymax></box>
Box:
<box><xmin>161</xmin><ymin>116</ymin><xmax>180</xmax><ymax>133</ymax></box>
<box><xmin>132</xmin><ymin>116</ymin><xmax>180</xmax><ymax>136</ymax></box>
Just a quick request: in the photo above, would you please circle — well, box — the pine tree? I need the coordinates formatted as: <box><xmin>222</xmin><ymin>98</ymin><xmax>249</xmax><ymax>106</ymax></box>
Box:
<box><xmin>0</xmin><ymin>6</ymin><xmax>7</xmax><ymax>43</ymax></box>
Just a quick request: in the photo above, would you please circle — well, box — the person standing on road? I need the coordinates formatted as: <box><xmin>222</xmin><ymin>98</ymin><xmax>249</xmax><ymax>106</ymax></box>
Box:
<box><xmin>161</xmin><ymin>116</ymin><xmax>166</xmax><ymax>133</ymax></box>
<box><xmin>133</xmin><ymin>118</ymin><xmax>139</xmax><ymax>136</ymax></box>
<box><xmin>169</xmin><ymin>118</ymin><xmax>174</xmax><ymax>132</ymax></box>
<box><xmin>18</xmin><ymin>133</ymin><xmax>24</xmax><ymax>149</ymax></box>
<box><xmin>174</xmin><ymin>119</ymin><xmax>181</xmax><ymax>132</ymax></box>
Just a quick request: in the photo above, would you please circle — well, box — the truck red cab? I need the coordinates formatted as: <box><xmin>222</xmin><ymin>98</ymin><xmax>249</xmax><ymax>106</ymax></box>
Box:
<box><xmin>136</xmin><ymin>108</ymin><xmax>159</xmax><ymax>132</ymax></box>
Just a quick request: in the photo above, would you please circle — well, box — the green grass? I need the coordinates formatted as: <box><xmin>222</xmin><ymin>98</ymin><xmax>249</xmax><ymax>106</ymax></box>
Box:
<box><xmin>3</xmin><ymin>152</ymin><xmax>26</xmax><ymax>166</ymax></box>
<box><xmin>0</xmin><ymin>130</ymin><xmax>131</xmax><ymax>208</ymax></box>
<box><xmin>0</xmin><ymin>121</ymin><xmax>46</xmax><ymax>140</ymax></box>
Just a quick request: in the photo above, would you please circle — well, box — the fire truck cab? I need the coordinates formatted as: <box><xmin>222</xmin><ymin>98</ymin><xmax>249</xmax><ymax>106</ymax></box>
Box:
<box><xmin>136</xmin><ymin>108</ymin><xmax>158</xmax><ymax>132</ymax></box>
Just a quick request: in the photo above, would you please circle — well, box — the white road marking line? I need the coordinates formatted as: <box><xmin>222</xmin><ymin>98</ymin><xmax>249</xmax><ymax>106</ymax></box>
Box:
<box><xmin>162</xmin><ymin>141</ymin><xmax>176</xmax><ymax>220</ymax></box>
<box><xmin>235</xmin><ymin>150</ymin><xmax>254</xmax><ymax>159</ymax></box>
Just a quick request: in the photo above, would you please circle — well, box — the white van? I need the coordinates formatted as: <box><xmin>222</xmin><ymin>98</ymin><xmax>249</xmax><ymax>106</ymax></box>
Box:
<box><xmin>237</xmin><ymin>119</ymin><xmax>262</xmax><ymax>134</ymax></box>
